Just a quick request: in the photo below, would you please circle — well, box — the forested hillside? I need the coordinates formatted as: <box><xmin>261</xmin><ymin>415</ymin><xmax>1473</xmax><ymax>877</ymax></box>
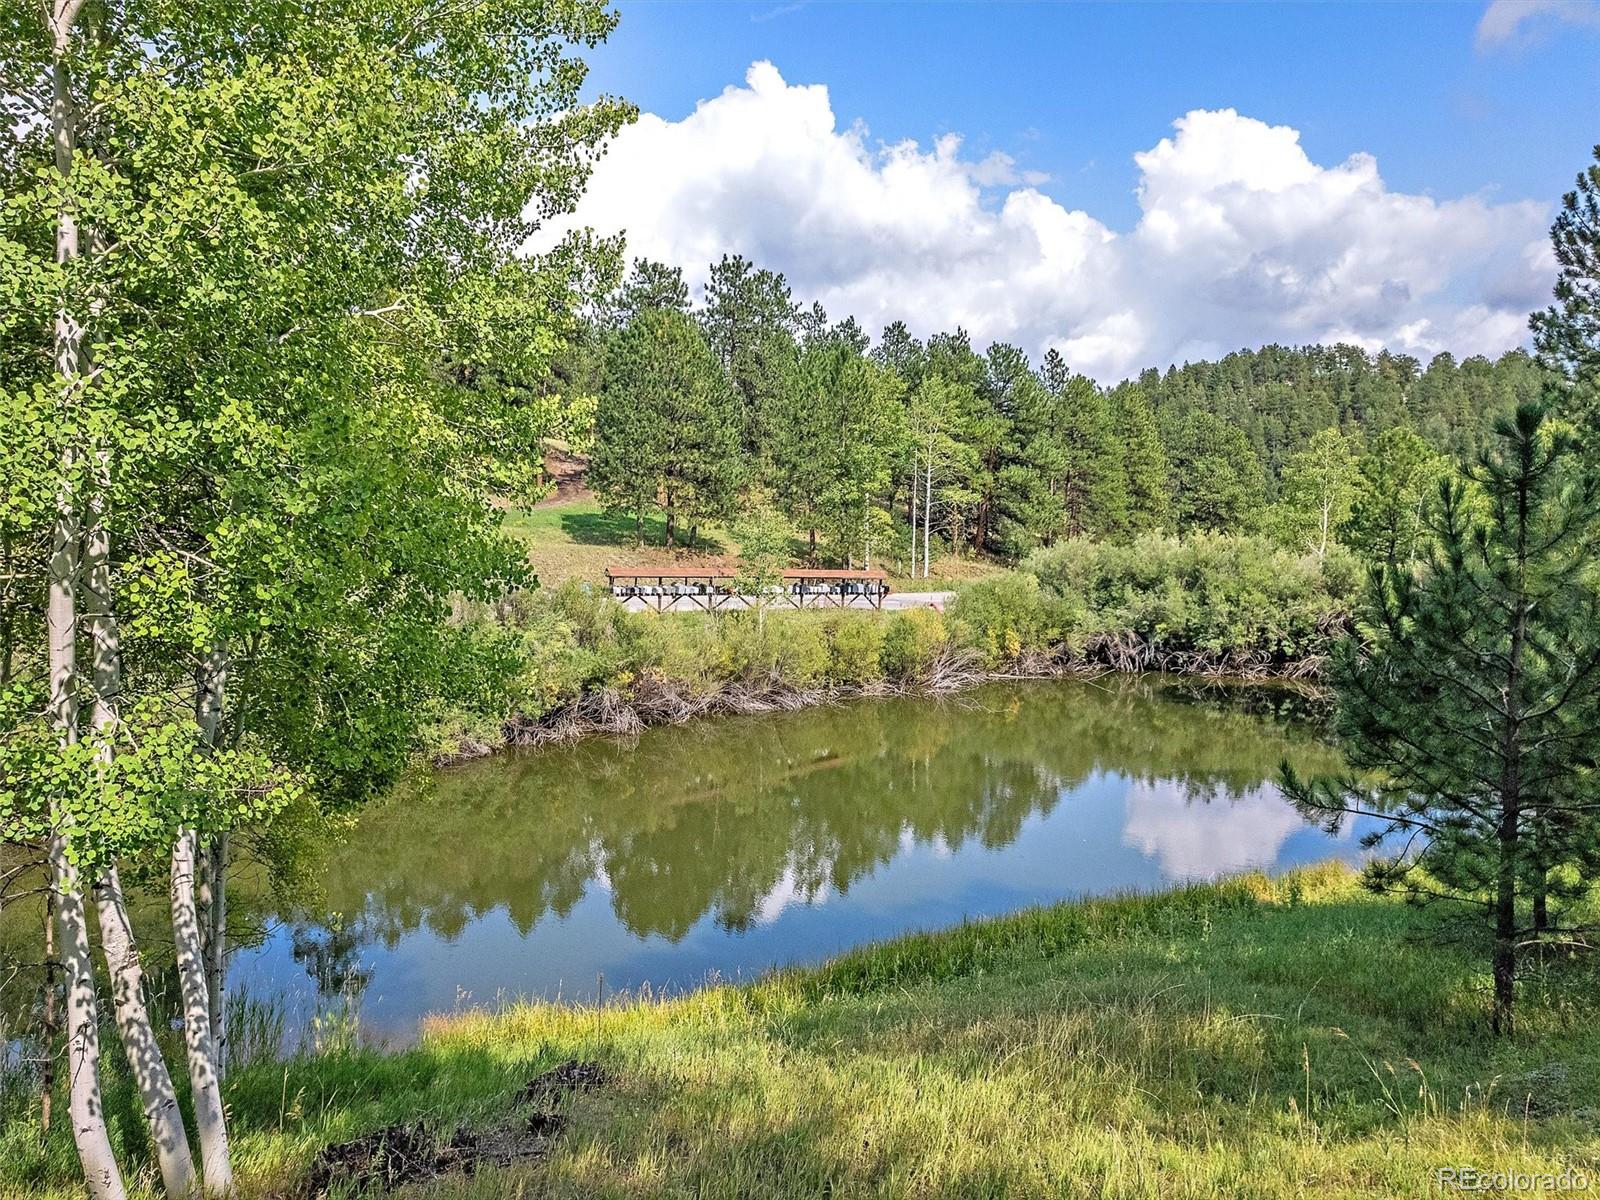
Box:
<box><xmin>556</xmin><ymin>254</ymin><xmax>1540</xmax><ymax>569</ymax></box>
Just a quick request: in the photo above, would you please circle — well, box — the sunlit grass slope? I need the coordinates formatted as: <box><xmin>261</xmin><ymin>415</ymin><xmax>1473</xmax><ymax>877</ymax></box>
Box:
<box><xmin>501</xmin><ymin>496</ymin><xmax>1004</xmax><ymax>592</ymax></box>
<box><xmin>8</xmin><ymin>863</ymin><xmax>1600</xmax><ymax>1198</ymax></box>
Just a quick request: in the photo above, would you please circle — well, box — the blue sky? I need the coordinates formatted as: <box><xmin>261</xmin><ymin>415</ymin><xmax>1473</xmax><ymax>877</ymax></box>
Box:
<box><xmin>537</xmin><ymin>1</ymin><xmax>1600</xmax><ymax>380</ymax></box>
<box><xmin>586</xmin><ymin>1</ymin><xmax>1599</xmax><ymax>228</ymax></box>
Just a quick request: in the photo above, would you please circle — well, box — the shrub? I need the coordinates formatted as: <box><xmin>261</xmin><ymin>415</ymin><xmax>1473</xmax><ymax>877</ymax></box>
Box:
<box><xmin>1022</xmin><ymin>533</ymin><xmax>1357</xmax><ymax>666</ymax></box>
<box><xmin>717</xmin><ymin>611</ymin><xmax>829</xmax><ymax>685</ymax></box>
<box><xmin>825</xmin><ymin>615</ymin><xmax>885</xmax><ymax>683</ymax></box>
<box><xmin>644</xmin><ymin>614</ymin><xmax>723</xmax><ymax>696</ymax></box>
<box><xmin>493</xmin><ymin>581</ymin><xmax>656</xmax><ymax>711</ymax></box>
<box><xmin>948</xmin><ymin>571</ymin><xmax>1061</xmax><ymax>666</ymax></box>
<box><xmin>880</xmin><ymin>608</ymin><xmax>949</xmax><ymax>680</ymax></box>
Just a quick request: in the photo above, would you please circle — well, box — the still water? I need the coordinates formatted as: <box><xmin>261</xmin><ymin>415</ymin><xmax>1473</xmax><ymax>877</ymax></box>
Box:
<box><xmin>230</xmin><ymin>679</ymin><xmax>1365</xmax><ymax>1041</ymax></box>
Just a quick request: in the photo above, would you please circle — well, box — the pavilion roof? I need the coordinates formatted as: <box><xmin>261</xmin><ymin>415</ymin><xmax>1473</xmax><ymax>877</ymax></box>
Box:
<box><xmin>604</xmin><ymin>565</ymin><xmax>888</xmax><ymax>581</ymax></box>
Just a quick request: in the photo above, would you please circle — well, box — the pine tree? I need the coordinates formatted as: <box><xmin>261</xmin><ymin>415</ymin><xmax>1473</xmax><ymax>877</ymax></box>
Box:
<box><xmin>1167</xmin><ymin>412</ymin><xmax>1268</xmax><ymax>533</ymax></box>
<box><xmin>1532</xmin><ymin>144</ymin><xmax>1600</xmax><ymax>433</ymax></box>
<box><xmin>1346</xmin><ymin>426</ymin><xmax>1444</xmax><ymax>567</ymax></box>
<box><xmin>1057</xmin><ymin>376</ymin><xmax>1127</xmax><ymax>539</ymax></box>
<box><xmin>768</xmin><ymin>342</ymin><xmax>904</xmax><ymax>564</ymax></box>
<box><xmin>1110</xmin><ymin>385</ymin><xmax>1171</xmax><ymax>534</ymax></box>
<box><xmin>698</xmin><ymin>255</ymin><xmax>799</xmax><ymax>449</ymax></box>
<box><xmin>613</xmin><ymin>257</ymin><xmax>690</xmax><ymax>323</ymax></box>
<box><xmin>592</xmin><ymin>310</ymin><xmax>743</xmax><ymax>545</ymax></box>
<box><xmin>1288</xmin><ymin>405</ymin><xmax>1600</xmax><ymax>1035</ymax></box>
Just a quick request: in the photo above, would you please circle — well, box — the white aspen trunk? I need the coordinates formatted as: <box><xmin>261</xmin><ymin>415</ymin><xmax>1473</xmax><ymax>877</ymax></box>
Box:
<box><xmin>95</xmin><ymin>870</ymin><xmax>197</xmax><ymax>1198</ymax></box>
<box><xmin>172</xmin><ymin>827</ymin><xmax>232</xmax><ymax>1197</ymax></box>
<box><xmin>202</xmin><ymin>834</ymin><xmax>228</xmax><ymax>1082</ymax></box>
<box><xmin>49</xmin><ymin>837</ymin><xmax>125</xmax><ymax>1200</ymax></box>
<box><xmin>47</xmin><ymin>4</ymin><xmax>127</xmax><ymax>1196</ymax></box>
<box><xmin>84</xmin><ymin>469</ymin><xmax>198</xmax><ymax>1198</ymax></box>
<box><xmin>173</xmin><ymin>645</ymin><xmax>233</xmax><ymax>1196</ymax></box>
<box><xmin>909</xmin><ymin>458</ymin><xmax>919</xmax><ymax>578</ymax></box>
<box><xmin>923</xmin><ymin>457</ymin><xmax>933</xmax><ymax>579</ymax></box>
<box><xmin>47</xmin><ymin>475</ymin><xmax>124</xmax><ymax>1200</ymax></box>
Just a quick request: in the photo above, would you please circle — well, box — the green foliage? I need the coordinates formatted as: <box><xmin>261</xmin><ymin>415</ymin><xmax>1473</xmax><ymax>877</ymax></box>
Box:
<box><xmin>700</xmin><ymin>253</ymin><xmax>800</xmax><ymax>447</ymax></box>
<box><xmin>949</xmin><ymin>572</ymin><xmax>1060</xmax><ymax>666</ymax></box>
<box><xmin>1110</xmin><ymin>385</ymin><xmax>1172</xmax><ymax>534</ymax></box>
<box><xmin>1</xmin><ymin>0</ymin><xmax>635</xmax><ymax>870</ymax></box>
<box><xmin>880</xmin><ymin>608</ymin><xmax>948</xmax><ymax>680</ymax></box>
<box><xmin>731</xmin><ymin>500</ymin><xmax>794</xmax><ymax>600</ymax></box>
<box><xmin>1140</xmin><ymin>342</ymin><xmax>1538</xmax><ymax>471</ymax></box>
<box><xmin>1533</xmin><ymin>143</ymin><xmax>1600</xmax><ymax>434</ymax></box>
<box><xmin>823</xmin><ymin>615</ymin><xmax>885</xmax><ymax>683</ymax></box>
<box><xmin>590</xmin><ymin>308</ymin><xmax>743</xmax><ymax>545</ymax></box>
<box><xmin>1167</xmin><ymin>411</ymin><xmax>1270</xmax><ymax>533</ymax></box>
<box><xmin>1022</xmin><ymin>534</ymin><xmax>1358</xmax><ymax>667</ymax></box>
<box><xmin>766</xmin><ymin>342</ymin><xmax>905</xmax><ymax>564</ymax></box>
<box><xmin>1344</xmin><ymin>426</ymin><xmax>1446</xmax><ymax>566</ymax></box>
<box><xmin>716</xmin><ymin>611</ymin><xmax>829</xmax><ymax>686</ymax></box>
<box><xmin>1273</xmin><ymin>427</ymin><xmax>1360</xmax><ymax>558</ymax></box>
<box><xmin>1291</xmin><ymin>405</ymin><xmax>1600</xmax><ymax>1034</ymax></box>
<box><xmin>612</xmin><ymin>257</ymin><xmax>691</xmax><ymax>323</ymax></box>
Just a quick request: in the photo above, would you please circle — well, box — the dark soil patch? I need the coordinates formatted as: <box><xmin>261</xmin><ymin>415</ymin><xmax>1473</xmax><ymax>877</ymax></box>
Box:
<box><xmin>298</xmin><ymin>1061</ymin><xmax>610</xmax><ymax>1196</ymax></box>
<box><xmin>519</xmin><ymin>1059</ymin><xmax>609</xmax><ymax>1103</ymax></box>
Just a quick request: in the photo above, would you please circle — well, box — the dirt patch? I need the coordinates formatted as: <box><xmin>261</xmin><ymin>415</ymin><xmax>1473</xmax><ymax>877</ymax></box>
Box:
<box><xmin>298</xmin><ymin>1061</ymin><xmax>610</xmax><ymax>1196</ymax></box>
<box><xmin>520</xmin><ymin>1059</ymin><xmax>609</xmax><ymax>1103</ymax></box>
<box><xmin>300</xmin><ymin>1123</ymin><xmax>481</xmax><ymax>1197</ymax></box>
<box><xmin>536</xmin><ymin>447</ymin><xmax>590</xmax><ymax>507</ymax></box>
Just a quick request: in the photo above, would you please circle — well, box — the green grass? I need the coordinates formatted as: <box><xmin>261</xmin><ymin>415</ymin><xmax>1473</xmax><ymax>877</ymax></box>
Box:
<box><xmin>501</xmin><ymin>497</ymin><xmax>998</xmax><ymax>593</ymax></box>
<box><xmin>502</xmin><ymin>499</ymin><xmax>737</xmax><ymax>589</ymax></box>
<box><xmin>8</xmin><ymin>862</ymin><xmax>1600</xmax><ymax>1198</ymax></box>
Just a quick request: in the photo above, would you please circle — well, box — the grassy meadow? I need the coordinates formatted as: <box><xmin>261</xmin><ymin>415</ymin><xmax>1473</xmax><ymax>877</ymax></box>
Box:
<box><xmin>8</xmin><ymin>863</ymin><xmax>1597</xmax><ymax>1199</ymax></box>
<box><xmin>502</xmin><ymin>491</ymin><xmax>1002</xmax><ymax>593</ymax></box>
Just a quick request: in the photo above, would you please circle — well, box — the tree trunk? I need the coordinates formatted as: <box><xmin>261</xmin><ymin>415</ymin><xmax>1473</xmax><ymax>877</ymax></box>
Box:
<box><xmin>1491</xmin><ymin>460</ymin><xmax>1531</xmax><ymax>1037</ymax></box>
<box><xmin>173</xmin><ymin>645</ymin><xmax>233</xmax><ymax>1196</ymax></box>
<box><xmin>172</xmin><ymin>830</ymin><xmax>232</xmax><ymax>1193</ymax></box>
<box><xmin>96</xmin><ymin>870</ymin><xmax>197</xmax><ymax>1198</ymax></box>
<box><xmin>1492</xmin><ymin>842</ymin><xmax>1517</xmax><ymax>1036</ymax></box>
<box><xmin>47</xmin><ymin>4</ymin><xmax>126</xmax><ymax>1193</ymax></box>
<box><xmin>923</xmin><ymin>460</ymin><xmax>932</xmax><ymax>579</ymax></box>
<box><xmin>201</xmin><ymin>834</ymin><xmax>229</xmax><ymax>1080</ymax></box>
<box><xmin>85</xmin><ymin>448</ymin><xmax>197</xmax><ymax>1198</ymax></box>
<box><xmin>909</xmin><ymin>462</ymin><xmax>919</xmax><ymax>578</ymax></box>
<box><xmin>50</xmin><ymin>835</ymin><xmax>126</xmax><ymax>1200</ymax></box>
<box><xmin>1532</xmin><ymin>874</ymin><xmax>1549</xmax><ymax>934</ymax></box>
<box><xmin>40</xmin><ymin>892</ymin><xmax>58</xmax><ymax>1137</ymax></box>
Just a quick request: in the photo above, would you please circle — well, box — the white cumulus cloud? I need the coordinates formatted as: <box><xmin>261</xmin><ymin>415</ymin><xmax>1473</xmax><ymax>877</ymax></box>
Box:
<box><xmin>533</xmin><ymin>61</ymin><xmax>1551</xmax><ymax>382</ymax></box>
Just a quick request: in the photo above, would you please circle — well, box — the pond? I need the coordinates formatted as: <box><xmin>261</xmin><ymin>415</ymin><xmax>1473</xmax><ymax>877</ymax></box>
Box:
<box><xmin>229</xmin><ymin>678</ymin><xmax>1367</xmax><ymax>1042</ymax></box>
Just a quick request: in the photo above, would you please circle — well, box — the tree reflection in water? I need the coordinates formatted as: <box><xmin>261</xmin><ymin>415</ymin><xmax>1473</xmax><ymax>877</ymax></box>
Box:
<box><xmin>262</xmin><ymin>678</ymin><xmax>1343</xmax><ymax>1005</ymax></box>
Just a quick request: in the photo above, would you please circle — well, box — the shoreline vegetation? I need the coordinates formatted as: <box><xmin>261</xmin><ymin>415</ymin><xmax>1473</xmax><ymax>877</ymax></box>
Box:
<box><xmin>429</xmin><ymin>532</ymin><xmax>1357</xmax><ymax>764</ymax></box>
<box><xmin>10</xmin><ymin>862</ymin><xmax>1597</xmax><ymax>1199</ymax></box>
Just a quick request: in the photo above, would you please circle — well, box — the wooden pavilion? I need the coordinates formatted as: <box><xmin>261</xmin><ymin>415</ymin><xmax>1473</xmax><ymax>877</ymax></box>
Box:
<box><xmin>604</xmin><ymin>566</ymin><xmax>890</xmax><ymax>612</ymax></box>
